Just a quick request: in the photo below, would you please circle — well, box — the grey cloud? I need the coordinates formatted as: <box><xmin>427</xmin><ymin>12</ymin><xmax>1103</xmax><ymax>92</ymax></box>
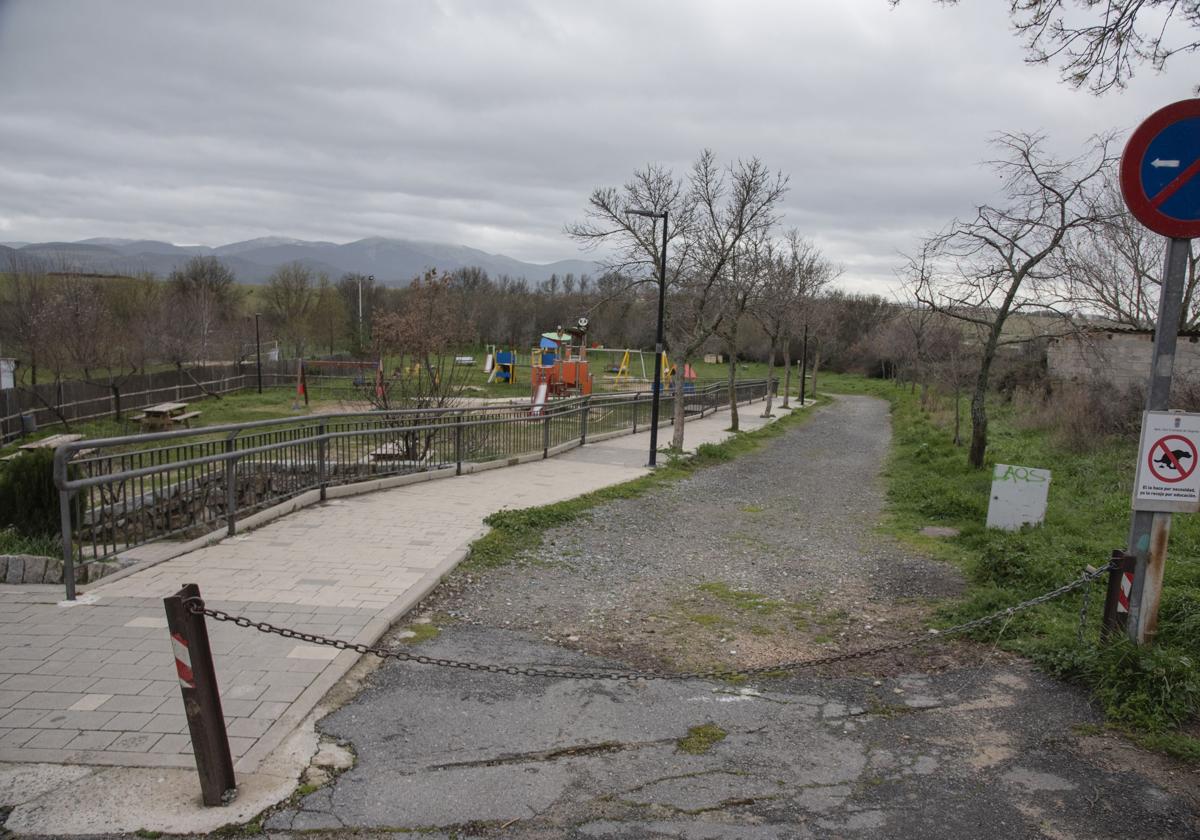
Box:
<box><xmin>0</xmin><ymin>0</ymin><xmax>1194</xmax><ymax>292</ymax></box>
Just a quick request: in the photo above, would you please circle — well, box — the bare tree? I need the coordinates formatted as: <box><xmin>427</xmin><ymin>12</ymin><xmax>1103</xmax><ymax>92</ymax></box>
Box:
<box><xmin>901</xmin><ymin>1</ymin><xmax>1200</xmax><ymax>93</ymax></box>
<box><xmin>751</xmin><ymin>232</ymin><xmax>838</xmax><ymax>417</ymax></box>
<box><xmin>0</xmin><ymin>252</ymin><xmax>53</xmax><ymax>385</ymax></box>
<box><xmin>913</xmin><ymin>131</ymin><xmax>1115</xmax><ymax>467</ymax></box>
<box><xmin>1060</xmin><ymin>174</ymin><xmax>1200</xmax><ymax>330</ymax></box>
<box><xmin>714</xmin><ymin>233</ymin><xmax>770</xmax><ymax>431</ymax></box>
<box><xmin>372</xmin><ymin>270</ymin><xmax>473</xmax><ymax>411</ymax></box>
<box><xmin>166</xmin><ymin>256</ymin><xmax>239</xmax><ymax>365</ymax></box>
<box><xmin>264</xmin><ymin>262</ymin><xmax>319</xmax><ymax>358</ymax></box>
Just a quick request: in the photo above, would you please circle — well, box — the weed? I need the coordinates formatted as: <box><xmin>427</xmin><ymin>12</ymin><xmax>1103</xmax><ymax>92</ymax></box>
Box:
<box><xmin>676</xmin><ymin>723</ymin><xmax>728</xmax><ymax>754</ymax></box>
<box><xmin>397</xmin><ymin>621</ymin><xmax>442</xmax><ymax>645</ymax></box>
<box><xmin>696</xmin><ymin>582</ymin><xmax>785</xmax><ymax>614</ymax></box>
<box><xmin>134</xmin><ymin>831</ymin><xmax>163</xmax><ymax>840</ymax></box>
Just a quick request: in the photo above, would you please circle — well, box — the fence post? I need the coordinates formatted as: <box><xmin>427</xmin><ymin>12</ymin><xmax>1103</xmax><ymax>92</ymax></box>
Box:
<box><xmin>163</xmin><ymin>584</ymin><xmax>236</xmax><ymax>807</ymax></box>
<box><xmin>1102</xmin><ymin>550</ymin><xmax>1137</xmax><ymax>639</ymax></box>
<box><xmin>224</xmin><ymin>436</ymin><xmax>237</xmax><ymax>537</ymax></box>
<box><xmin>543</xmin><ymin>410</ymin><xmax>551</xmax><ymax>458</ymax></box>
<box><xmin>52</xmin><ymin>450</ymin><xmax>77</xmax><ymax>601</ymax></box>
<box><xmin>317</xmin><ymin>420</ymin><xmax>328</xmax><ymax>500</ymax></box>
<box><xmin>632</xmin><ymin>393</ymin><xmax>639</xmax><ymax>433</ymax></box>
<box><xmin>580</xmin><ymin>397</ymin><xmax>590</xmax><ymax>445</ymax></box>
<box><xmin>455</xmin><ymin>413</ymin><xmax>464</xmax><ymax>476</ymax></box>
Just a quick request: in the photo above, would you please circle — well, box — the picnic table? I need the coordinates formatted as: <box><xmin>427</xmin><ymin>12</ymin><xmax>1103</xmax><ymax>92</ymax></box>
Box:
<box><xmin>134</xmin><ymin>402</ymin><xmax>202</xmax><ymax>431</ymax></box>
<box><xmin>1</xmin><ymin>433</ymin><xmax>86</xmax><ymax>462</ymax></box>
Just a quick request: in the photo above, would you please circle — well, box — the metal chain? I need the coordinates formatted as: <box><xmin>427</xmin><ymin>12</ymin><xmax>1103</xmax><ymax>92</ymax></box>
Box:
<box><xmin>185</xmin><ymin>562</ymin><xmax>1115</xmax><ymax>682</ymax></box>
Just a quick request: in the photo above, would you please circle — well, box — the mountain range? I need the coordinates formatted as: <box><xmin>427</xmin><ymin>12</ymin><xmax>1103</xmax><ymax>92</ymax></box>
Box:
<box><xmin>0</xmin><ymin>237</ymin><xmax>600</xmax><ymax>285</ymax></box>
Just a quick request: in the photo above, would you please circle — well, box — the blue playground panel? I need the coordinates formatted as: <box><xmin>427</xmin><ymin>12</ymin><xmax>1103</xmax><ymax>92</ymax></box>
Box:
<box><xmin>495</xmin><ymin>351</ymin><xmax>515</xmax><ymax>382</ymax></box>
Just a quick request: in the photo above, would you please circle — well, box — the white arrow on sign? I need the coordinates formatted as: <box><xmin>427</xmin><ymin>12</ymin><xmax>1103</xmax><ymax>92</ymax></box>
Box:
<box><xmin>1151</xmin><ymin>158</ymin><xmax>1181</xmax><ymax>168</ymax></box>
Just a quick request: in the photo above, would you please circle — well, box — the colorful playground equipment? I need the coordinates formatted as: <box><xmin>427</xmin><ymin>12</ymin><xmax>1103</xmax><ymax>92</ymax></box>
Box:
<box><xmin>529</xmin><ymin>318</ymin><xmax>594</xmax><ymax>400</ymax></box>
<box><xmin>485</xmin><ymin>345</ymin><xmax>517</xmax><ymax>384</ymax></box>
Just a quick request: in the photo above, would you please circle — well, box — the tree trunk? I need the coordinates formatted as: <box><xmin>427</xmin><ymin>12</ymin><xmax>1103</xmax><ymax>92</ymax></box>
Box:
<box><xmin>670</xmin><ymin>363</ymin><xmax>687</xmax><ymax>450</ymax></box>
<box><xmin>954</xmin><ymin>378</ymin><xmax>962</xmax><ymax>446</ymax></box>
<box><xmin>727</xmin><ymin>345</ymin><xmax>739</xmax><ymax>431</ymax></box>
<box><xmin>967</xmin><ymin>331</ymin><xmax>1001</xmax><ymax>468</ymax></box>
<box><xmin>111</xmin><ymin>383</ymin><xmax>122</xmax><ymax>421</ymax></box>
<box><xmin>762</xmin><ymin>340</ymin><xmax>777</xmax><ymax>417</ymax></box>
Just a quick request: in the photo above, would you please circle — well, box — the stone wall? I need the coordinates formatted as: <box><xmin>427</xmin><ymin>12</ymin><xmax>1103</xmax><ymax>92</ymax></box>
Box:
<box><xmin>77</xmin><ymin>463</ymin><xmax>324</xmax><ymax>548</ymax></box>
<box><xmin>0</xmin><ymin>553</ymin><xmax>127</xmax><ymax>584</ymax></box>
<box><xmin>1046</xmin><ymin>330</ymin><xmax>1200</xmax><ymax>386</ymax></box>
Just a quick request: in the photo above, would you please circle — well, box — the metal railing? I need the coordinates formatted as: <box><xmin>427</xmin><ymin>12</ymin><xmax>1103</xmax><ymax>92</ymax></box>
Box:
<box><xmin>52</xmin><ymin>379</ymin><xmax>773</xmax><ymax>598</ymax></box>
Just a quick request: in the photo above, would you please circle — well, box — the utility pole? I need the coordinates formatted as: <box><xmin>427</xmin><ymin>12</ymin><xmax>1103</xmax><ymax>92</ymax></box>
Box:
<box><xmin>254</xmin><ymin>313</ymin><xmax>263</xmax><ymax>394</ymax></box>
<box><xmin>799</xmin><ymin>322</ymin><xmax>808</xmax><ymax>405</ymax></box>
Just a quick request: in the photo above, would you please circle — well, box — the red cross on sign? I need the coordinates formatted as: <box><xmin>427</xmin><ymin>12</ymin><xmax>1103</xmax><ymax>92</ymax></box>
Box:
<box><xmin>1147</xmin><ymin>434</ymin><xmax>1198</xmax><ymax>483</ymax></box>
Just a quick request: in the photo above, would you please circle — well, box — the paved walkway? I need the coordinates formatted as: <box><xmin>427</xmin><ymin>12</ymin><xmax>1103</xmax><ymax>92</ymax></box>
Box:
<box><xmin>0</xmin><ymin>403</ymin><xmax>789</xmax><ymax>772</ymax></box>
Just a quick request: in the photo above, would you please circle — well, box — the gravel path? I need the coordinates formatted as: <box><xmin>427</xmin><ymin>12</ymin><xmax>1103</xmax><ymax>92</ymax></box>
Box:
<box><xmin>429</xmin><ymin>395</ymin><xmax>963</xmax><ymax>672</ymax></box>
<box><xmin>257</xmin><ymin>395</ymin><xmax>1198</xmax><ymax>838</ymax></box>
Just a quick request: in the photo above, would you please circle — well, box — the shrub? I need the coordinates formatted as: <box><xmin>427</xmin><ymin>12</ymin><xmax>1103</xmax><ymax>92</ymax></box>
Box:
<box><xmin>0</xmin><ymin>449</ymin><xmax>60</xmax><ymax>538</ymax></box>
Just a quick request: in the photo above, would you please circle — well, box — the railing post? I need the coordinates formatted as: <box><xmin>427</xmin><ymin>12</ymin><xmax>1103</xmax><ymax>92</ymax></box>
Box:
<box><xmin>317</xmin><ymin>421</ymin><xmax>328</xmax><ymax>500</ymax></box>
<box><xmin>632</xmin><ymin>393</ymin><xmax>639</xmax><ymax>433</ymax></box>
<box><xmin>543</xmin><ymin>410</ymin><xmax>551</xmax><ymax>458</ymax></box>
<box><xmin>455</xmin><ymin>413</ymin><xmax>464</xmax><ymax>476</ymax></box>
<box><xmin>53</xmin><ymin>450</ymin><xmax>76</xmax><ymax>601</ymax></box>
<box><xmin>224</xmin><ymin>437</ymin><xmax>237</xmax><ymax>537</ymax></box>
<box><xmin>163</xmin><ymin>584</ymin><xmax>236</xmax><ymax>807</ymax></box>
<box><xmin>580</xmin><ymin>396</ymin><xmax>590</xmax><ymax>445</ymax></box>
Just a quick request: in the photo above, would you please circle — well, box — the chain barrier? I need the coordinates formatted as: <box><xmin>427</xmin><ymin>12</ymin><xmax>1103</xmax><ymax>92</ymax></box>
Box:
<box><xmin>184</xmin><ymin>562</ymin><xmax>1116</xmax><ymax>682</ymax></box>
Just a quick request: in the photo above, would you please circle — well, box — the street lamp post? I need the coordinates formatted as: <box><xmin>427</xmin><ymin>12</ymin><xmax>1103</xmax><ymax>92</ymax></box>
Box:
<box><xmin>254</xmin><ymin>312</ymin><xmax>263</xmax><ymax>394</ymax></box>
<box><xmin>628</xmin><ymin>208</ymin><xmax>668</xmax><ymax>467</ymax></box>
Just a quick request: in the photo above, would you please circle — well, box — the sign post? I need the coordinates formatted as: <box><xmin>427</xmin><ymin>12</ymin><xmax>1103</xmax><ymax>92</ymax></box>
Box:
<box><xmin>1117</xmin><ymin>99</ymin><xmax>1200</xmax><ymax>644</ymax></box>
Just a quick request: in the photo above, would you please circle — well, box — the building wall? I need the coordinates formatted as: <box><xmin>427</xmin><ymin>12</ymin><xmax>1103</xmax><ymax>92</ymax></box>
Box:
<box><xmin>1047</xmin><ymin>331</ymin><xmax>1200</xmax><ymax>386</ymax></box>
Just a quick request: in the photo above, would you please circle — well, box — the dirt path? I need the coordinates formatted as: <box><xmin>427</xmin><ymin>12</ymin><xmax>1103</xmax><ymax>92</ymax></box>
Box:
<box><xmin>261</xmin><ymin>396</ymin><xmax>1199</xmax><ymax>839</ymax></box>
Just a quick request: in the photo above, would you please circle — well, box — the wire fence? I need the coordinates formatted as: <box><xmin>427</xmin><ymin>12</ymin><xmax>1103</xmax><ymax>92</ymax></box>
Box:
<box><xmin>52</xmin><ymin>379</ymin><xmax>774</xmax><ymax>598</ymax></box>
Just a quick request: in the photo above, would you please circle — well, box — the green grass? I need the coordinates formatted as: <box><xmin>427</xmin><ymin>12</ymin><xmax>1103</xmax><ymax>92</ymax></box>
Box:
<box><xmin>397</xmin><ymin>621</ymin><xmax>442</xmax><ymax>645</ymax></box>
<box><xmin>676</xmin><ymin>723</ymin><xmax>728</xmax><ymax>754</ymax></box>
<box><xmin>462</xmin><ymin>397</ymin><xmax>824</xmax><ymax>571</ymax></box>
<box><xmin>0</xmin><ymin>526</ymin><xmax>59</xmax><ymax>557</ymax></box>
<box><xmin>820</xmin><ymin>372</ymin><xmax>1200</xmax><ymax>755</ymax></box>
<box><xmin>696</xmin><ymin>582</ymin><xmax>787</xmax><ymax>615</ymax></box>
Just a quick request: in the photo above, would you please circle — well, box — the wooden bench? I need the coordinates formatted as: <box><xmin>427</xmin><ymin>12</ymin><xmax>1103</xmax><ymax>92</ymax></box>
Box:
<box><xmin>172</xmin><ymin>411</ymin><xmax>202</xmax><ymax>428</ymax></box>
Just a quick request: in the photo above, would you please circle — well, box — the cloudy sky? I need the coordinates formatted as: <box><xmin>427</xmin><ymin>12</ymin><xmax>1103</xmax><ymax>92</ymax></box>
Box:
<box><xmin>0</xmin><ymin>0</ymin><xmax>1195</xmax><ymax>293</ymax></box>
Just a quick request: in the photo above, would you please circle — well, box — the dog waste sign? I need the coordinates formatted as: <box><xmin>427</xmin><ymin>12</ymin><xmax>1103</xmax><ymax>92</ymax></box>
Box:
<box><xmin>1133</xmin><ymin>411</ymin><xmax>1200</xmax><ymax>512</ymax></box>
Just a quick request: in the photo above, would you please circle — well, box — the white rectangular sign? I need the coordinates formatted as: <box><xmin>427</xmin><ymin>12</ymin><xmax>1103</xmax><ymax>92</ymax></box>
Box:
<box><xmin>1132</xmin><ymin>410</ymin><xmax>1200</xmax><ymax>513</ymax></box>
<box><xmin>987</xmin><ymin>464</ymin><xmax>1051</xmax><ymax>531</ymax></box>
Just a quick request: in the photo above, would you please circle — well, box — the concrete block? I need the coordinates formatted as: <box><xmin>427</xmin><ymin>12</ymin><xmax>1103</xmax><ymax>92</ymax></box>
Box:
<box><xmin>5</xmin><ymin>556</ymin><xmax>24</xmax><ymax>584</ymax></box>
<box><xmin>42</xmin><ymin>557</ymin><xmax>63</xmax><ymax>584</ymax></box>
<box><xmin>22</xmin><ymin>555</ymin><xmax>47</xmax><ymax>584</ymax></box>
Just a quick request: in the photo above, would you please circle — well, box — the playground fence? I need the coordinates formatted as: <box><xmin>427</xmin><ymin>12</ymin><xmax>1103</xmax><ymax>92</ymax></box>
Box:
<box><xmin>50</xmin><ymin>379</ymin><xmax>774</xmax><ymax>598</ymax></box>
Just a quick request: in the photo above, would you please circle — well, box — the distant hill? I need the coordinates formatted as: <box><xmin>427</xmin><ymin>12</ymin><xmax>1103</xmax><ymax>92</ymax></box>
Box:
<box><xmin>4</xmin><ymin>236</ymin><xmax>599</xmax><ymax>285</ymax></box>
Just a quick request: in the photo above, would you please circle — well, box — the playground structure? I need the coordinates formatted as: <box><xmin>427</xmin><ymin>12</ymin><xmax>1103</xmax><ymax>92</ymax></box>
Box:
<box><xmin>482</xmin><ymin>326</ymin><xmax>702</xmax><ymax>406</ymax></box>
<box><xmin>484</xmin><ymin>345</ymin><xmax>518</xmax><ymax>385</ymax></box>
<box><xmin>530</xmin><ymin>319</ymin><xmax>594</xmax><ymax>401</ymax></box>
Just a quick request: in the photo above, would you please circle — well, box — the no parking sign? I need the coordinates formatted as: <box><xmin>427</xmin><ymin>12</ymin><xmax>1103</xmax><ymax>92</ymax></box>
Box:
<box><xmin>1133</xmin><ymin>411</ymin><xmax>1200</xmax><ymax>512</ymax></box>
